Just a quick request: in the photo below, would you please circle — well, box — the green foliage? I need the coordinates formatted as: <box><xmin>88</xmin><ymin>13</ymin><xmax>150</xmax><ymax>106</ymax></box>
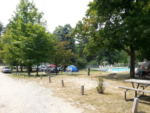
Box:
<box><xmin>75</xmin><ymin>0</ymin><xmax>150</xmax><ymax>77</ymax></box>
<box><xmin>0</xmin><ymin>28</ymin><xmax>13</xmax><ymax>64</ymax></box>
<box><xmin>76</xmin><ymin>58</ymin><xmax>87</xmax><ymax>68</ymax></box>
<box><xmin>113</xmin><ymin>63</ymin><xmax>128</xmax><ymax>67</ymax></box>
<box><xmin>96</xmin><ymin>49</ymin><xmax>129</xmax><ymax>64</ymax></box>
<box><xmin>96</xmin><ymin>77</ymin><xmax>104</xmax><ymax>94</ymax></box>
<box><xmin>87</xmin><ymin>60</ymin><xmax>97</xmax><ymax>65</ymax></box>
<box><xmin>50</xmin><ymin>40</ymin><xmax>77</xmax><ymax>74</ymax></box>
<box><xmin>7</xmin><ymin>0</ymin><xmax>54</xmax><ymax>75</ymax></box>
<box><xmin>0</xmin><ymin>21</ymin><xmax>4</xmax><ymax>36</ymax></box>
<box><xmin>53</xmin><ymin>24</ymin><xmax>75</xmax><ymax>52</ymax></box>
<box><xmin>18</xmin><ymin>24</ymin><xmax>54</xmax><ymax>64</ymax></box>
<box><xmin>71</xmin><ymin>21</ymin><xmax>96</xmax><ymax>64</ymax></box>
<box><xmin>53</xmin><ymin>24</ymin><xmax>76</xmax><ymax>64</ymax></box>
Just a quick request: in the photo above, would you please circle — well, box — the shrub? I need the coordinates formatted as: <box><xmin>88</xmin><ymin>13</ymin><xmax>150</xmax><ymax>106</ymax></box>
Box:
<box><xmin>96</xmin><ymin>77</ymin><xmax>105</xmax><ymax>94</ymax></box>
<box><xmin>87</xmin><ymin>60</ymin><xmax>97</xmax><ymax>65</ymax></box>
<box><xmin>76</xmin><ymin>58</ymin><xmax>87</xmax><ymax>68</ymax></box>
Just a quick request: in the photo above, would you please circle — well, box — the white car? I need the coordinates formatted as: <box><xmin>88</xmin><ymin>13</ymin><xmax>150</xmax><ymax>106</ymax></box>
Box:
<box><xmin>2</xmin><ymin>66</ymin><xmax>13</xmax><ymax>73</ymax></box>
<box><xmin>40</xmin><ymin>66</ymin><xmax>47</xmax><ymax>71</ymax></box>
<box><xmin>32</xmin><ymin>65</ymin><xmax>47</xmax><ymax>71</ymax></box>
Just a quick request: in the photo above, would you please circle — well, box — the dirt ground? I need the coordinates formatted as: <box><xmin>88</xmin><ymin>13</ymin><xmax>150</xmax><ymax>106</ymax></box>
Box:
<box><xmin>0</xmin><ymin>71</ymin><xmax>83</xmax><ymax>113</ymax></box>
<box><xmin>9</xmin><ymin>70</ymin><xmax>150</xmax><ymax>113</ymax></box>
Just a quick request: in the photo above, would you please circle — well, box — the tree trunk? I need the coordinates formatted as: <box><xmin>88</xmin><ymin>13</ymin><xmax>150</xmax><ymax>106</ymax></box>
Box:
<box><xmin>20</xmin><ymin>66</ymin><xmax>23</xmax><ymax>72</ymax></box>
<box><xmin>28</xmin><ymin>66</ymin><xmax>31</xmax><ymax>77</ymax></box>
<box><xmin>55</xmin><ymin>64</ymin><xmax>58</xmax><ymax>75</ymax></box>
<box><xmin>36</xmin><ymin>65</ymin><xmax>38</xmax><ymax>76</ymax></box>
<box><xmin>64</xmin><ymin>65</ymin><xmax>67</xmax><ymax>72</ymax></box>
<box><xmin>130</xmin><ymin>45</ymin><xmax>135</xmax><ymax>78</ymax></box>
<box><xmin>16</xmin><ymin>63</ymin><xmax>18</xmax><ymax>72</ymax></box>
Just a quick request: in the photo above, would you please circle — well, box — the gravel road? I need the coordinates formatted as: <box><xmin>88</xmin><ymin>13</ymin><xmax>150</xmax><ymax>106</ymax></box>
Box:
<box><xmin>0</xmin><ymin>72</ymin><xmax>82</xmax><ymax>113</ymax></box>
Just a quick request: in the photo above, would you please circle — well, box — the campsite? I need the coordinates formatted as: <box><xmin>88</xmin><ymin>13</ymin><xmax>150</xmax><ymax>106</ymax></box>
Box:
<box><xmin>1</xmin><ymin>67</ymin><xmax>149</xmax><ymax>113</ymax></box>
<box><xmin>1</xmin><ymin>0</ymin><xmax>150</xmax><ymax>113</ymax></box>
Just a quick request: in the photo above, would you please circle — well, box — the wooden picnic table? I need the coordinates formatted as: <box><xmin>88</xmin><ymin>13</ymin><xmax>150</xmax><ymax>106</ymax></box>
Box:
<box><xmin>119</xmin><ymin>79</ymin><xmax>150</xmax><ymax>101</ymax></box>
<box><xmin>125</xmin><ymin>79</ymin><xmax>150</xmax><ymax>85</ymax></box>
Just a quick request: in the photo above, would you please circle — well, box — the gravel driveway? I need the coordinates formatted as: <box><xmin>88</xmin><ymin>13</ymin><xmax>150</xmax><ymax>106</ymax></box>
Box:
<box><xmin>0</xmin><ymin>72</ymin><xmax>82</xmax><ymax>113</ymax></box>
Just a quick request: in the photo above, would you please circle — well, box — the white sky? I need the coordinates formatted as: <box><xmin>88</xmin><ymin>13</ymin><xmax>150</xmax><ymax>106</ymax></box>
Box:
<box><xmin>0</xmin><ymin>0</ymin><xmax>93</xmax><ymax>33</ymax></box>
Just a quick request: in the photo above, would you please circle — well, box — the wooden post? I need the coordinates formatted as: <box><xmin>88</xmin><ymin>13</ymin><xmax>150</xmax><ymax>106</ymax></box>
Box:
<box><xmin>81</xmin><ymin>85</ymin><xmax>84</xmax><ymax>95</ymax></box>
<box><xmin>62</xmin><ymin>80</ymin><xmax>64</xmax><ymax>87</ymax></box>
<box><xmin>49</xmin><ymin>76</ymin><xmax>51</xmax><ymax>82</ymax></box>
<box><xmin>87</xmin><ymin>68</ymin><xmax>90</xmax><ymax>76</ymax></box>
<box><xmin>34</xmin><ymin>74</ymin><xmax>36</xmax><ymax>78</ymax></box>
<box><xmin>132</xmin><ymin>98</ymin><xmax>139</xmax><ymax>113</ymax></box>
<box><xmin>40</xmin><ymin>75</ymin><xmax>42</xmax><ymax>79</ymax></box>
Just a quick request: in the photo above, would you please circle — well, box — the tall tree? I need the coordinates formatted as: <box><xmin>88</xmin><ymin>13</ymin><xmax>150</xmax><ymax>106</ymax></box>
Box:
<box><xmin>71</xmin><ymin>20</ymin><xmax>96</xmax><ymax>63</ymax></box>
<box><xmin>9</xmin><ymin>0</ymin><xmax>52</xmax><ymax>75</ymax></box>
<box><xmin>82</xmin><ymin>0</ymin><xmax>150</xmax><ymax>77</ymax></box>
<box><xmin>53</xmin><ymin>24</ymin><xmax>76</xmax><ymax>66</ymax></box>
<box><xmin>16</xmin><ymin>24</ymin><xmax>54</xmax><ymax>76</ymax></box>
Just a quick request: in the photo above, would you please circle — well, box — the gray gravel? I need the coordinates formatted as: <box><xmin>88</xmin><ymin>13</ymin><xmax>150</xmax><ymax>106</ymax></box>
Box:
<box><xmin>0</xmin><ymin>72</ymin><xmax>83</xmax><ymax>113</ymax></box>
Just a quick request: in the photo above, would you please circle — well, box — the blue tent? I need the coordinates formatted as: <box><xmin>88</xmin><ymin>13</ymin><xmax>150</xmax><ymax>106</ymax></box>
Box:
<box><xmin>66</xmin><ymin>65</ymin><xmax>79</xmax><ymax>72</ymax></box>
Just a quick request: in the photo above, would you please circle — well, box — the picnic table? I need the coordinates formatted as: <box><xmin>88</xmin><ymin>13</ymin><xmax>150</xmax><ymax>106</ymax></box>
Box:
<box><xmin>119</xmin><ymin>79</ymin><xmax>150</xmax><ymax>101</ymax></box>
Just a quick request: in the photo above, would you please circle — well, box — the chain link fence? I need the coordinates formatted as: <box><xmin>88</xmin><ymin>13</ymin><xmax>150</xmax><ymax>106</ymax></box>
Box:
<box><xmin>85</xmin><ymin>64</ymin><xmax>138</xmax><ymax>73</ymax></box>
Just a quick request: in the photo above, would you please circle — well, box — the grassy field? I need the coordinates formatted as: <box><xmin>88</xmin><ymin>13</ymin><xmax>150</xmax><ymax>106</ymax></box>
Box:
<box><xmin>7</xmin><ymin>69</ymin><xmax>150</xmax><ymax>113</ymax></box>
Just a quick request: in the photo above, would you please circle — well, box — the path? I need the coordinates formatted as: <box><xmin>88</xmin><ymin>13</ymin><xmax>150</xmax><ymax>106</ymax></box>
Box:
<box><xmin>0</xmin><ymin>72</ymin><xmax>82</xmax><ymax>113</ymax></box>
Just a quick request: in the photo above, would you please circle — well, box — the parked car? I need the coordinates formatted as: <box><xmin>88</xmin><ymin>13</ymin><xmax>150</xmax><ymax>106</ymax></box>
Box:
<box><xmin>45</xmin><ymin>67</ymin><xmax>59</xmax><ymax>73</ymax></box>
<box><xmin>32</xmin><ymin>65</ymin><xmax>47</xmax><ymax>72</ymax></box>
<box><xmin>58</xmin><ymin>66</ymin><xmax>63</xmax><ymax>71</ymax></box>
<box><xmin>2</xmin><ymin>66</ymin><xmax>13</xmax><ymax>73</ymax></box>
<box><xmin>40</xmin><ymin>66</ymin><xmax>47</xmax><ymax>71</ymax></box>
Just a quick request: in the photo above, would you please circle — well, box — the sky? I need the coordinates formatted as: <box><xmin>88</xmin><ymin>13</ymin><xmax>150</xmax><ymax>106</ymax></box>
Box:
<box><xmin>0</xmin><ymin>0</ymin><xmax>93</xmax><ymax>33</ymax></box>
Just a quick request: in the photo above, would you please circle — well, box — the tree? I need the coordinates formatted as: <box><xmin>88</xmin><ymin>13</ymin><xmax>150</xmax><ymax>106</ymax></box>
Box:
<box><xmin>82</xmin><ymin>0</ymin><xmax>150</xmax><ymax>77</ymax></box>
<box><xmin>0</xmin><ymin>28</ymin><xmax>13</xmax><ymax>64</ymax></box>
<box><xmin>9</xmin><ymin>0</ymin><xmax>52</xmax><ymax>75</ymax></box>
<box><xmin>53</xmin><ymin>24</ymin><xmax>75</xmax><ymax>51</ymax></box>
<box><xmin>0</xmin><ymin>21</ymin><xmax>4</xmax><ymax>36</ymax></box>
<box><xmin>53</xmin><ymin>24</ymin><xmax>76</xmax><ymax>63</ymax></box>
<box><xmin>50</xmin><ymin>40</ymin><xmax>77</xmax><ymax>75</ymax></box>
<box><xmin>0</xmin><ymin>21</ymin><xmax>5</xmax><ymax>63</ymax></box>
<box><xmin>71</xmin><ymin>20</ymin><xmax>97</xmax><ymax>64</ymax></box>
<box><xmin>96</xmin><ymin>49</ymin><xmax>129</xmax><ymax>64</ymax></box>
<box><xmin>16</xmin><ymin>24</ymin><xmax>54</xmax><ymax>76</ymax></box>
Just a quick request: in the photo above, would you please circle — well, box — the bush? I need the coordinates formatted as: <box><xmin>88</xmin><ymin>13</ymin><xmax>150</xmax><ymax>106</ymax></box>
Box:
<box><xmin>76</xmin><ymin>58</ymin><xmax>87</xmax><ymax>68</ymax></box>
<box><xmin>96</xmin><ymin>78</ymin><xmax>105</xmax><ymax>94</ymax></box>
<box><xmin>87</xmin><ymin>60</ymin><xmax>97</xmax><ymax>65</ymax></box>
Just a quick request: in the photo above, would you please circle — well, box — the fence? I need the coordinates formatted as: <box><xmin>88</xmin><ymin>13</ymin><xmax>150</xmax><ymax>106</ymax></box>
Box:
<box><xmin>85</xmin><ymin>65</ymin><xmax>99</xmax><ymax>68</ymax></box>
<box><xmin>85</xmin><ymin>64</ymin><xmax>138</xmax><ymax>73</ymax></box>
